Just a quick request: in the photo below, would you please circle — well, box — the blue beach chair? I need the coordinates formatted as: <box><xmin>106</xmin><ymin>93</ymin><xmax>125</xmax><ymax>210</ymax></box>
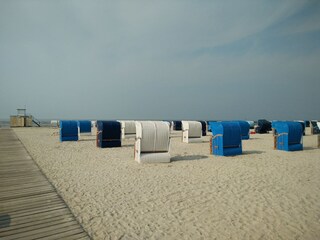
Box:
<box><xmin>77</xmin><ymin>120</ymin><xmax>92</xmax><ymax>134</ymax></box>
<box><xmin>237</xmin><ymin>121</ymin><xmax>250</xmax><ymax>140</ymax></box>
<box><xmin>60</xmin><ymin>120</ymin><xmax>78</xmax><ymax>142</ymax></box>
<box><xmin>209</xmin><ymin>122</ymin><xmax>242</xmax><ymax>156</ymax></box>
<box><xmin>273</xmin><ymin>121</ymin><xmax>303</xmax><ymax>151</ymax></box>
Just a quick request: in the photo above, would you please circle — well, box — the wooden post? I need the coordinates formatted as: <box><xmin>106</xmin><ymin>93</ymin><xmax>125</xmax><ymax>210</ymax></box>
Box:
<box><xmin>96</xmin><ymin>131</ymin><xmax>98</xmax><ymax>147</ymax></box>
<box><xmin>274</xmin><ymin>135</ymin><xmax>277</xmax><ymax>150</ymax></box>
<box><xmin>317</xmin><ymin>135</ymin><xmax>320</xmax><ymax>148</ymax></box>
<box><xmin>210</xmin><ymin>136</ymin><xmax>213</xmax><ymax>154</ymax></box>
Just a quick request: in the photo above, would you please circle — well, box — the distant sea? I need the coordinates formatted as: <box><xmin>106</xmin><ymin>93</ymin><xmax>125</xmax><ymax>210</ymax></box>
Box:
<box><xmin>0</xmin><ymin>119</ymin><xmax>51</xmax><ymax>128</ymax></box>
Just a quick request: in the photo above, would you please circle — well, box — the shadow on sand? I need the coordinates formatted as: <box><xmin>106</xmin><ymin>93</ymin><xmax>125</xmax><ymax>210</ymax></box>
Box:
<box><xmin>171</xmin><ymin>154</ymin><xmax>208</xmax><ymax>162</ymax></box>
<box><xmin>303</xmin><ymin>147</ymin><xmax>319</xmax><ymax>151</ymax></box>
<box><xmin>79</xmin><ymin>138</ymin><xmax>96</xmax><ymax>142</ymax></box>
<box><xmin>242</xmin><ymin>150</ymin><xmax>265</xmax><ymax>155</ymax></box>
<box><xmin>121</xmin><ymin>144</ymin><xmax>135</xmax><ymax>147</ymax></box>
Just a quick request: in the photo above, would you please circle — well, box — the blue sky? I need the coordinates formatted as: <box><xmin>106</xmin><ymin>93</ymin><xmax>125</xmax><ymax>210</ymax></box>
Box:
<box><xmin>0</xmin><ymin>0</ymin><xmax>319</xmax><ymax>120</ymax></box>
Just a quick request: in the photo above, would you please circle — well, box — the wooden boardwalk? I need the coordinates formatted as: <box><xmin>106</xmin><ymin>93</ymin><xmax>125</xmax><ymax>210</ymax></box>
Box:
<box><xmin>0</xmin><ymin>129</ymin><xmax>90</xmax><ymax>240</ymax></box>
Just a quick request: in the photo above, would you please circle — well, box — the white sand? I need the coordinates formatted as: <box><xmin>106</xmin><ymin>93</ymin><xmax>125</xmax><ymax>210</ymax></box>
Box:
<box><xmin>13</xmin><ymin>127</ymin><xmax>320</xmax><ymax>240</ymax></box>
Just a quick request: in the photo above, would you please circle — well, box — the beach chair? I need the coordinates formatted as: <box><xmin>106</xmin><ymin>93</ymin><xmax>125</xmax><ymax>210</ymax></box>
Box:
<box><xmin>51</xmin><ymin>120</ymin><xmax>59</xmax><ymax>128</ymax></box>
<box><xmin>255</xmin><ymin>119</ymin><xmax>272</xmax><ymax>134</ymax></box>
<box><xmin>246</xmin><ymin>121</ymin><xmax>255</xmax><ymax>129</ymax></box>
<box><xmin>273</xmin><ymin>121</ymin><xmax>303</xmax><ymax>151</ymax></box>
<box><xmin>163</xmin><ymin>120</ymin><xmax>174</xmax><ymax>132</ymax></box>
<box><xmin>135</xmin><ymin>121</ymin><xmax>171</xmax><ymax>163</ymax></box>
<box><xmin>310</xmin><ymin>121</ymin><xmax>320</xmax><ymax>135</ymax></box>
<box><xmin>120</xmin><ymin>121</ymin><xmax>136</xmax><ymax>139</ymax></box>
<box><xmin>209</xmin><ymin>121</ymin><xmax>242</xmax><ymax>156</ymax></box>
<box><xmin>304</xmin><ymin>120</ymin><xmax>310</xmax><ymax>128</ymax></box>
<box><xmin>295</xmin><ymin>121</ymin><xmax>306</xmax><ymax>136</ymax></box>
<box><xmin>207</xmin><ymin>121</ymin><xmax>216</xmax><ymax>132</ymax></box>
<box><xmin>60</xmin><ymin>120</ymin><xmax>78</xmax><ymax>142</ymax></box>
<box><xmin>182</xmin><ymin>121</ymin><xmax>202</xmax><ymax>143</ymax></box>
<box><xmin>173</xmin><ymin>121</ymin><xmax>182</xmax><ymax>131</ymax></box>
<box><xmin>199</xmin><ymin>121</ymin><xmax>207</xmax><ymax>136</ymax></box>
<box><xmin>77</xmin><ymin>120</ymin><xmax>92</xmax><ymax>139</ymax></box>
<box><xmin>91</xmin><ymin>121</ymin><xmax>97</xmax><ymax>136</ymax></box>
<box><xmin>96</xmin><ymin>121</ymin><xmax>121</xmax><ymax>148</ymax></box>
<box><xmin>237</xmin><ymin>121</ymin><xmax>250</xmax><ymax>140</ymax></box>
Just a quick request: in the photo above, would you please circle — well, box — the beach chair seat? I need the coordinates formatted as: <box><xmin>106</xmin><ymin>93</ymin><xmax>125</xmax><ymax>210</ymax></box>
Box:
<box><xmin>173</xmin><ymin>121</ymin><xmax>182</xmax><ymax>131</ymax></box>
<box><xmin>60</xmin><ymin>120</ymin><xmax>78</xmax><ymax>142</ymax></box>
<box><xmin>207</xmin><ymin>121</ymin><xmax>216</xmax><ymax>132</ymax></box>
<box><xmin>51</xmin><ymin>120</ymin><xmax>59</xmax><ymax>128</ymax></box>
<box><xmin>237</xmin><ymin>121</ymin><xmax>250</xmax><ymax>140</ymax></box>
<box><xmin>96</xmin><ymin>121</ymin><xmax>121</xmax><ymax>148</ymax></box>
<box><xmin>182</xmin><ymin>121</ymin><xmax>202</xmax><ymax>143</ymax></box>
<box><xmin>209</xmin><ymin>121</ymin><xmax>242</xmax><ymax>156</ymax></box>
<box><xmin>199</xmin><ymin>121</ymin><xmax>207</xmax><ymax>136</ymax></box>
<box><xmin>310</xmin><ymin>121</ymin><xmax>320</xmax><ymax>135</ymax></box>
<box><xmin>273</xmin><ymin>121</ymin><xmax>303</xmax><ymax>151</ymax></box>
<box><xmin>163</xmin><ymin>120</ymin><xmax>173</xmax><ymax>132</ymax></box>
<box><xmin>120</xmin><ymin>121</ymin><xmax>136</xmax><ymax>139</ymax></box>
<box><xmin>77</xmin><ymin>120</ymin><xmax>92</xmax><ymax>139</ymax></box>
<box><xmin>135</xmin><ymin>121</ymin><xmax>171</xmax><ymax>163</ymax></box>
<box><xmin>256</xmin><ymin>119</ymin><xmax>271</xmax><ymax>134</ymax></box>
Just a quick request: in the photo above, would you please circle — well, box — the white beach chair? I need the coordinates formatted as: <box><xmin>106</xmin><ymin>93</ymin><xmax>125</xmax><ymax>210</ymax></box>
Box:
<box><xmin>91</xmin><ymin>121</ymin><xmax>97</xmax><ymax>136</ymax></box>
<box><xmin>120</xmin><ymin>121</ymin><xmax>136</xmax><ymax>139</ymax></box>
<box><xmin>135</xmin><ymin>121</ymin><xmax>171</xmax><ymax>164</ymax></box>
<box><xmin>50</xmin><ymin>120</ymin><xmax>59</xmax><ymax>128</ymax></box>
<box><xmin>182</xmin><ymin>121</ymin><xmax>203</xmax><ymax>143</ymax></box>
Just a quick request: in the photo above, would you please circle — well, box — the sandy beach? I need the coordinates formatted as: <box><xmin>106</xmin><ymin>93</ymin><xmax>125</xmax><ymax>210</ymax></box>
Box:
<box><xmin>13</xmin><ymin>127</ymin><xmax>320</xmax><ymax>240</ymax></box>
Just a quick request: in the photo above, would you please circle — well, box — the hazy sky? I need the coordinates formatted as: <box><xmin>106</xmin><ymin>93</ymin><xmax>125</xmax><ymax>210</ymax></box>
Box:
<box><xmin>1</xmin><ymin>0</ymin><xmax>319</xmax><ymax>120</ymax></box>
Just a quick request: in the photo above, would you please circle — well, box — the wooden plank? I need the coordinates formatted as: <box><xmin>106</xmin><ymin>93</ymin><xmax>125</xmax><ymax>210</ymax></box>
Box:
<box><xmin>0</xmin><ymin>187</ymin><xmax>55</xmax><ymax>201</ymax></box>
<box><xmin>0</xmin><ymin>172</ymin><xmax>45</xmax><ymax>179</ymax></box>
<box><xmin>0</xmin><ymin>186</ymin><xmax>54</xmax><ymax>200</ymax></box>
<box><xmin>0</xmin><ymin>163</ymin><xmax>36</xmax><ymax>168</ymax></box>
<box><xmin>0</xmin><ymin>159</ymin><xmax>33</xmax><ymax>164</ymax></box>
<box><xmin>1</xmin><ymin>221</ymin><xmax>80</xmax><ymax>239</ymax></box>
<box><xmin>38</xmin><ymin>229</ymin><xmax>91</xmax><ymax>240</ymax></box>
<box><xmin>0</xmin><ymin>181</ymin><xmax>52</xmax><ymax>192</ymax></box>
<box><xmin>2</xmin><ymin>198</ymin><xmax>63</xmax><ymax>213</ymax></box>
<box><xmin>0</xmin><ymin>178</ymin><xmax>48</xmax><ymax>187</ymax></box>
<box><xmin>0</xmin><ymin>196</ymin><xmax>62</xmax><ymax>211</ymax></box>
<box><xmin>0</xmin><ymin>170</ymin><xmax>42</xmax><ymax>177</ymax></box>
<box><xmin>1</xmin><ymin>215</ymin><xmax>76</xmax><ymax>236</ymax></box>
<box><xmin>4</xmin><ymin>203</ymin><xmax>67</xmax><ymax>219</ymax></box>
<box><xmin>0</xmin><ymin>129</ymin><xmax>90</xmax><ymax>239</ymax></box>
<box><xmin>0</xmin><ymin>214</ymin><xmax>74</xmax><ymax>233</ymax></box>
<box><xmin>0</xmin><ymin>166</ymin><xmax>37</xmax><ymax>171</ymax></box>
<box><xmin>0</xmin><ymin>208</ymin><xmax>72</xmax><ymax>227</ymax></box>
<box><xmin>0</xmin><ymin>192</ymin><xmax>58</xmax><ymax>206</ymax></box>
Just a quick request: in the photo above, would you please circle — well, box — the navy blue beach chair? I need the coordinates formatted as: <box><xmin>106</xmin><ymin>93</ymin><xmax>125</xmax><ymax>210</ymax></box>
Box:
<box><xmin>173</xmin><ymin>121</ymin><xmax>182</xmax><ymax>131</ymax></box>
<box><xmin>96</xmin><ymin>121</ymin><xmax>121</xmax><ymax>148</ymax></box>
<box><xmin>199</xmin><ymin>121</ymin><xmax>207</xmax><ymax>136</ymax></box>
<box><xmin>60</xmin><ymin>120</ymin><xmax>78</xmax><ymax>142</ymax></box>
<box><xmin>255</xmin><ymin>119</ymin><xmax>272</xmax><ymax>134</ymax></box>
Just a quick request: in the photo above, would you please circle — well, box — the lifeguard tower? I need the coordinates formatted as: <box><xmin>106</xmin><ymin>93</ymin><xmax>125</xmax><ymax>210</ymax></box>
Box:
<box><xmin>10</xmin><ymin>108</ymin><xmax>40</xmax><ymax>127</ymax></box>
